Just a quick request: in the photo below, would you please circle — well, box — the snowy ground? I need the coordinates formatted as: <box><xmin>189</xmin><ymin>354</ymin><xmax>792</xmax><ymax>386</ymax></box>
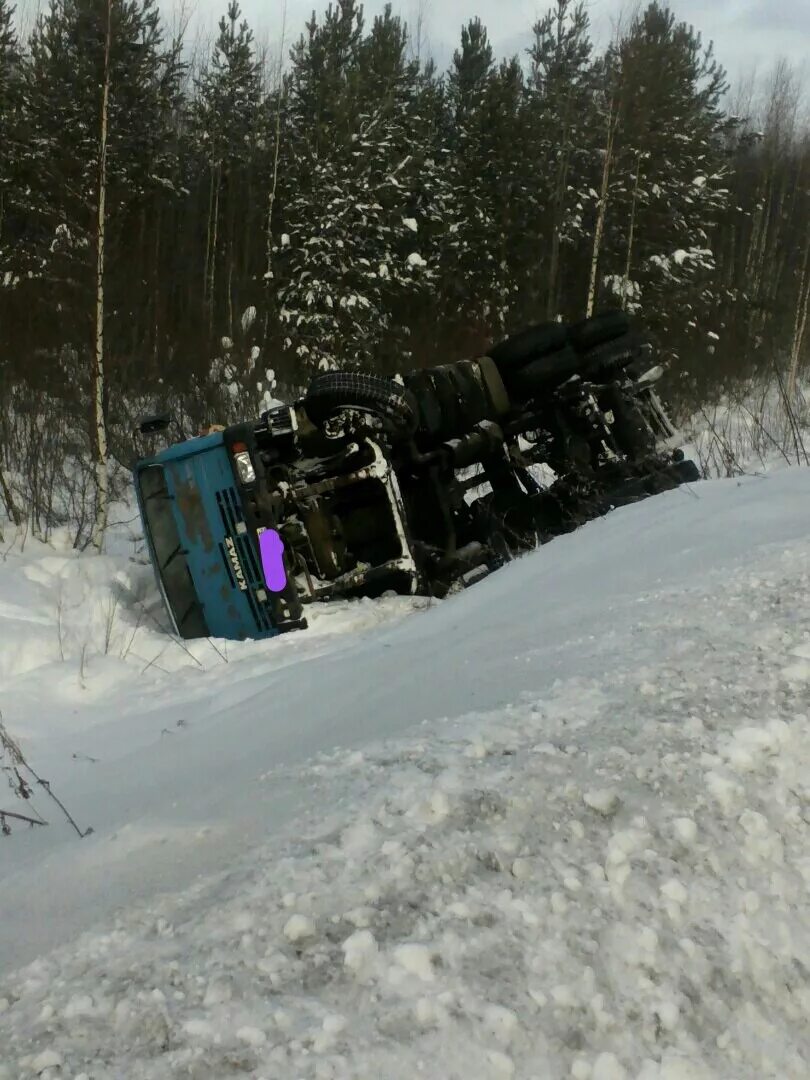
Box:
<box><xmin>1</xmin><ymin>469</ymin><xmax>809</xmax><ymax>1079</ymax></box>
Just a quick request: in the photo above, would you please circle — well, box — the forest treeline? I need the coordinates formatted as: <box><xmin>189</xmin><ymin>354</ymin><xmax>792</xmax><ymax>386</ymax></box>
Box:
<box><xmin>0</xmin><ymin>0</ymin><xmax>808</xmax><ymax>544</ymax></box>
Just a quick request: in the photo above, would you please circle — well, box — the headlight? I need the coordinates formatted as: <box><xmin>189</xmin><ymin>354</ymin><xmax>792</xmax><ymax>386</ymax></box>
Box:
<box><xmin>232</xmin><ymin>443</ymin><xmax>256</xmax><ymax>484</ymax></box>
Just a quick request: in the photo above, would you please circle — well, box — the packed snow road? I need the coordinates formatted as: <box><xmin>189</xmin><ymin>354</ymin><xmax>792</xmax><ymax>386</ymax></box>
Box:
<box><xmin>0</xmin><ymin>468</ymin><xmax>809</xmax><ymax>1078</ymax></box>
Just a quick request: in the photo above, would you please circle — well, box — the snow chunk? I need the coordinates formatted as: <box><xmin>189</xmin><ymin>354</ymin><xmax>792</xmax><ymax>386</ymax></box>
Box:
<box><xmin>31</xmin><ymin>1050</ymin><xmax>64</xmax><ymax>1073</ymax></box>
<box><xmin>660</xmin><ymin>878</ymin><xmax>688</xmax><ymax>905</ymax></box>
<box><xmin>637</xmin><ymin>1053</ymin><xmax>714</xmax><ymax>1079</ymax></box>
<box><xmin>409</xmin><ymin>789</ymin><xmax>451</xmax><ymax>824</ymax></box>
<box><xmin>656</xmin><ymin>998</ymin><xmax>680</xmax><ymax>1030</ymax></box>
<box><xmin>342</xmin><ymin>929</ymin><xmax>378</xmax><ymax>973</ymax></box>
<box><xmin>393</xmin><ymin>943</ymin><xmax>435</xmax><ymax>981</ymax></box>
<box><xmin>283</xmin><ymin>914</ymin><xmax>316</xmax><ymax>943</ymax></box>
<box><xmin>592</xmin><ymin>1051</ymin><xmax>628</xmax><ymax>1080</ymax></box>
<box><xmin>583</xmin><ymin>788</ymin><xmax>622</xmax><ymax>817</ymax></box>
<box><xmin>672</xmin><ymin>817</ymin><xmax>697</xmax><ymax>845</ymax></box>
<box><xmin>782</xmin><ymin>658</ymin><xmax>810</xmax><ymax>683</ymax></box>
<box><xmin>406</xmin><ymin>252</ymin><xmax>426</xmax><ymax>268</ymax></box>
<box><xmin>183</xmin><ymin>1018</ymin><xmax>215</xmax><ymax>1039</ymax></box>
<box><xmin>720</xmin><ymin>722</ymin><xmax>789</xmax><ymax>771</ymax></box>
<box><xmin>236</xmin><ymin>1025</ymin><xmax>266</xmax><ymax>1046</ymax></box>
<box><xmin>63</xmin><ymin>993</ymin><xmax>94</xmax><ymax>1019</ymax></box>
<box><xmin>704</xmin><ymin>770</ymin><xmax>744</xmax><ymax>814</ymax></box>
<box><xmin>322</xmin><ymin>1013</ymin><xmax>347</xmax><ymax>1035</ymax></box>
<box><xmin>203</xmin><ymin>978</ymin><xmax>232</xmax><ymax>1007</ymax></box>
<box><xmin>484</xmin><ymin>1003</ymin><xmax>519</xmax><ymax>1042</ymax></box>
<box><xmin>487</xmin><ymin>1050</ymin><xmax>515</xmax><ymax>1076</ymax></box>
<box><xmin>402</xmin><ymin>217</ymin><xmax>418</xmax><ymax>232</ymax></box>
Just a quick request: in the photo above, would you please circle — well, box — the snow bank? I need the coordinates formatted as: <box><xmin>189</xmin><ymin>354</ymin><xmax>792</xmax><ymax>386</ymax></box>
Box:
<box><xmin>1</xmin><ymin>470</ymin><xmax>809</xmax><ymax>1078</ymax></box>
<box><xmin>683</xmin><ymin>379</ymin><xmax>810</xmax><ymax>478</ymax></box>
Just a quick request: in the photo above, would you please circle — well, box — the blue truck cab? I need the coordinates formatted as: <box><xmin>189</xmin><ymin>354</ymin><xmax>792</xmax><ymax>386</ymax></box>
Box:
<box><xmin>134</xmin><ymin>416</ymin><xmax>307</xmax><ymax>641</ymax></box>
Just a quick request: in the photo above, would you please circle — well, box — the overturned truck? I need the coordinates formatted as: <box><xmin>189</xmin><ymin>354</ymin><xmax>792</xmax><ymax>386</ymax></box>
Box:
<box><xmin>134</xmin><ymin>310</ymin><xmax>699</xmax><ymax>640</ymax></box>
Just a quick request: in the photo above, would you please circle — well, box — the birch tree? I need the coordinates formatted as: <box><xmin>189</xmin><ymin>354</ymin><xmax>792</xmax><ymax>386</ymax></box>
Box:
<box><xmin>22</xmin><ymin>0</ymin><xmax>184</xmax><ymax>543</ymax></box>
<box><xmin>89</xmin><ymin>0</ymin><xmax>112</xmax><ymax>550</ymax></box>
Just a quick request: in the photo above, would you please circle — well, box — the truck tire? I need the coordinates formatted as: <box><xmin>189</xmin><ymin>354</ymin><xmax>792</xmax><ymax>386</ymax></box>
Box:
<box><xmin>487</xmin><ymin>322</ymin><xmax>569</xmax><ymax>370</ymax></box>
<box><xmin>450</xmin><ymin>360</ymin><xmax>493</xmax><ymax>427</ymax></box>
<box><xmin>675</xmin><ymin>458</ymin><xmax>701</xmax><ymax>483</ymax></box>
<box><xmin>569</xmin><ymin>310</ymin><xmax>630</xmax><ymax>353</ymax></box>
<box><xmin>580</xmin><ymin>333</ymin><xmax>646</xmax><ymax>376</ymax></box>
<box><xmin>304</xmin><ymin>372</ymin><xmax>417</xmax><ymax>437</ymax></box>
<box><xmin>505</xmin><ymin>345</ymin><xmax>582</xmax><ymax>396</ymax></box>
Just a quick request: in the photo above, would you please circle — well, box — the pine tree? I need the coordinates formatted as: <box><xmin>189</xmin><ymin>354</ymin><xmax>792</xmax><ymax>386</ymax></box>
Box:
<box><xmin>0</xmin><ymin>0</ymin><xmax>22</xmax><ymax>283</ymax></box>
<box><xmin>526</xmin><ymin>0</ymin><xmax>597</xmax><ymax>322</ymax></box>
<box><xmin>594</xmin><ymin>3</ymin><xmax>732</xmax><ymax>380</ymax></box>
<box><xmin>0</xmin><ymin>0</ymin><xmax>23</xmax><ymax>525</ymax></box>
<box><xmin>443</xmin><ymin>19</ymin><xmax>499</xmax><ymax>335</ymax></box>
<box><xmin>274</xmin><ymin>2</ymin><xmax>440</xmax><ymax>377</ymax></box>
<box><xmin>191</xmin><ymin>2</ymin><xmax>263</xmax><ymax>341</ymax></box>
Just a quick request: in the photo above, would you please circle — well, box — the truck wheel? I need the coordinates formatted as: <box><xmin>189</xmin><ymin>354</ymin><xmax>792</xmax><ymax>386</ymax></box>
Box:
<box><xmin>581</xmin><ymin>333</ymin><xmax>645</xmax><ymax>376</ymax></box>
<box><xmin>569</xmin><ymin>310</ymin><xmax>631</xmax><ymax>352</ymax></box>
<box><xmin>450</xmin><ymin>360</ymin><xmax>492</xmax><ymax>427</ymax></box>
<box><xmin>487</xmin><ymin>322</ymin><xmax>569</xmax><ymax>370</ymax></box>
<box><xmin>304</xmin><ymin>372</ymin><xmax>417</xmax><ymax>437</ymax></box>
<box><xmin>675</xmin><ymin>458</ymin><xmax>701</xmax><ymax>483</ymax></box>
<box><xmin>505</xmin><ymin>345</ymin><xmax>581</xmax><ymax>396</ymax></box>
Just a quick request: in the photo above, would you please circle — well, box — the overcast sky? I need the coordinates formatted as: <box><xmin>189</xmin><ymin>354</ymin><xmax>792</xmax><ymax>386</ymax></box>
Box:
<box><xmin>185</xmin><ymin>0</ymin><xmax>810</xmax><ymax>89</ymax></box>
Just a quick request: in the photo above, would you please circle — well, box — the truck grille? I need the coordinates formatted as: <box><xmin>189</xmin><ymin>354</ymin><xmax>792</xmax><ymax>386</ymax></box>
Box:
<box><xmin>138</xmin><ymin>465</ymin><xmax>209</xmax><ymax>639</ymax></box>
<box><xmin>215</xmin><ymin>487</ymin><xmax>274</xmax><ymax>634</ymax></box>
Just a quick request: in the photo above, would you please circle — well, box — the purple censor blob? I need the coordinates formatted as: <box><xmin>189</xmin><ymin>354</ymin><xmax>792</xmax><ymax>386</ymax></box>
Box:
<box><xmin>258</xmin><ymin>528</ymin><xmax>287</xmax><ymax>593</ymax></box>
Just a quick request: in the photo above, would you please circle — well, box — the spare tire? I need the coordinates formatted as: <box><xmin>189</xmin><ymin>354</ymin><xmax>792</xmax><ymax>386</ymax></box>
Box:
<box><xmin>569</xmin><ymin>310</ymin><xmax>630</xmax><ymax>353</ymax></box>
<box><xmin>504</xmin><ymin>345</ymin><xmax>582</xmax><ymax>397</ymax></box>
<box><xmin>580</xmin><ymin>333</ymin><xmax>646</xmax><ymax>376</ymax></box>
<box><xmin>487</xmin><ymin>322</ymin><xmax>569</xmax><ymax>371</ymax></box>
<box><xmin>304</xmin><ymin>372</ymin><xmax>417</xmax><ymax>436</ymax></box>
<box><xmin>449</xmin><ymin>360</ymin><xmax>492</xmax><ymax>427</ymax></box>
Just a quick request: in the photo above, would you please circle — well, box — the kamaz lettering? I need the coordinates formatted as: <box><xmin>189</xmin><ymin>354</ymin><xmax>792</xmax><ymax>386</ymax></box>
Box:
<box><xmin>224</xmin><ymin>536</ymin><xmax>248</xmax><ymax>591</ymax></box>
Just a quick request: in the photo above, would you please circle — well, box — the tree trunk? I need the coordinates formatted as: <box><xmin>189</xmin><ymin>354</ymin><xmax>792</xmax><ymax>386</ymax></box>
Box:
<box><xmin>0</xmin><ymin>462</ymin><xmax>21</xmax><ymax>527</ymax></box>
<box><xmin>621</xmin><ymin>151</ymin><xmax>642</xmax><ymax>311</ymax></box>
<box><xmin>586</xmin><ymin>94</ymin><xmax>618</xmax><ymax>319</ymax></box>
<box><xmin>90</xmin><ymin>0</ymin><xmax>112</xmax><ymax>552</ymax></box>
<box><xmin>208</xmin><ymin>164</ymin><xmax>221</xmax><ymax>337</ymax></box>
<box><xmin>262</xmin><ymin>37</ymin><xmax>286</xmax><ymax>346</ymax></box>
<box><xmin>546</xmin><ymin>123</ymin><xmax>570</xmax><ymax>320</ymax></box>
<box><xmin>787</xmin><ymin>228</ymin><xmax>810</xmax><ymax>396</ymax></box>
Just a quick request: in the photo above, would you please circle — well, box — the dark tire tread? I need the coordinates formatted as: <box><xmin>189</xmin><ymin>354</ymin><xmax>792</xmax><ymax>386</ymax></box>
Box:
<box><xmin>304</xmin><ymin>372</ymin><xmax>417</xmax><ymax>435</ymax></box>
